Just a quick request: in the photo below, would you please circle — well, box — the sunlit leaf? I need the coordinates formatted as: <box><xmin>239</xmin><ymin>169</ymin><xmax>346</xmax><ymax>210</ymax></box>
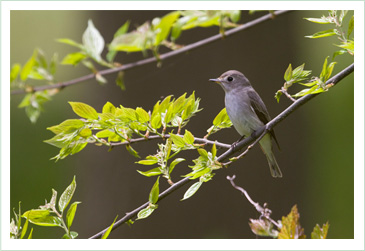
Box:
<box><xmin>181</xmin><ymin>181</ymin><xmax>202</xmax><ymax>201</ymax></box>
<box><xmin>101</xmin><ymin>215</ymin><xmax>118</xmax><ymax>239</ymax></box>
<box><xmin>58</xmin><ymin>176</ymin><xmax>76</xmax><ymax>213</ymax></box>
<box><xmin>66</xmin><ymin>201</ymin><xmax>81</xmax><ymax>229</ymax></box>
<box><xmin>149</xmin><ymin>177</ymin><xmax>160</xmax><ymax>204</ymax></box>
<box><xmin>69</xmin><ymin>102</ymin><xmax>99</xmax><ymax>120</ymax></box>
<box><xmin>82</xmin><ymin>19</ymin><xmax>105</xmax><ymax>61</ymax></box>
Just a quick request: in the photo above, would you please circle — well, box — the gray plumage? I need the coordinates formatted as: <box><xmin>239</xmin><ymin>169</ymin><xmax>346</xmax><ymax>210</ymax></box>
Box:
<box><xmin>210</xmin><ymin>70</ymin><xmax>282</xmax><ymax>178</ymax></box>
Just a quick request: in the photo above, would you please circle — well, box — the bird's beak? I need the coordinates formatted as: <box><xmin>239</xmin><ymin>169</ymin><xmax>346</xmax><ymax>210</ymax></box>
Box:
<box><xmin>209</xmin><ymin>78</ymin><xmax>221</xmax><ymax>83</ymax></box>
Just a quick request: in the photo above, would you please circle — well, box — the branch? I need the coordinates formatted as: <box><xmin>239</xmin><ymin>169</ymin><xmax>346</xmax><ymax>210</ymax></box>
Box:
<box><xmin>108</xmin><ymin>134</ymin><xmax>231</xmax><ymax>149</ymax></box>
<box><xmin>11</xmin><ymin>10</ymin><xmax>292</xmax><ymax>95</ymax></box>
<box><xmin>89</xmin><ymin>63</ymin><xmax>354</xmax><ymax>239</ymax></box>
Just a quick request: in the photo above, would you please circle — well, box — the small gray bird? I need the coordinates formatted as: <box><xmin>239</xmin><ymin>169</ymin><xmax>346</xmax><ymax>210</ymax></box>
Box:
<box><xmin>210</xmin><ymin>70</ymin><xmax>282</xmax><ymax>178</ymax></box>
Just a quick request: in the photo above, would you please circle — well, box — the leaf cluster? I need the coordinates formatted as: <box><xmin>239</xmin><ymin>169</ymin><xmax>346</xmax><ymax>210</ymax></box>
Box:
<box><xmin>45</xmin><ymin>93</ymin><xmax>200</xmax><ymax>161</ymax></box>
<box><xmin>249</xmin><ymin>205</ymin><xmax>329</xmax><ymax>239</ymax></box>
<box><xmin>275</xmin><ymin>57</ymin><xmax>337</xmax><ymax>102</ymax></box>
<box><xmin>305</xmin><ymin>10</ymin><xmax>354</xmax><ymax>58</ymax></box>
<box><xmin>11</xmin><ymin>48</ymin><xmax>58</xmax><ymax>123</ymax></box>
<box><xmin>11</xmin><ymin>177</ymin><xmax>81</xmax><ymax>239</ymax></box>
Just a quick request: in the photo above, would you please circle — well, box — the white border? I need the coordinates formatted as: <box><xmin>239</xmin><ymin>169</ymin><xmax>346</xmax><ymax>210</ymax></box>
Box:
<box><xmin>2</xmin><ymin>1</ymin><xmax>364</xmax><ymax>250</ymax></box>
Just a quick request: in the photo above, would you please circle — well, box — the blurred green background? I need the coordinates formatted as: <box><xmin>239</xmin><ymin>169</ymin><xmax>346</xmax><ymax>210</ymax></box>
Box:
<box><xmin>10</xmin><ymin>10</ymin><xmax>354</xmax><ymax>239</ymax></box>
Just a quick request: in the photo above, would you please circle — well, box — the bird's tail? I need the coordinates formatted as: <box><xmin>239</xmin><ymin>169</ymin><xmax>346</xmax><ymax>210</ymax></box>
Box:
<box><xmin>259</xmin><ymin>134</ymin><xmax>283</xmax><ymax>178</ymax></box>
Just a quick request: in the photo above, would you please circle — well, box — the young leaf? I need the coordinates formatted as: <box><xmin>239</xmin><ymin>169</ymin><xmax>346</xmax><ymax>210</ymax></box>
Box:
<box><xmin>66</xmin><ymin>201</ymin><xmax>81</xmax><ymax>229</ymax></box>
<box><xmin>169</xmin><ymin>158</ymin><xmax>185</xmax><ymax>174</ymax></box>
<box><xmin>181</xmin><ymin>181</ymin><xmax>203</xmax><ymax>201</ymax></box>
<box><xmin>101</xmin><ymin>215</ymin><xmax>118</xmax><ymax>239</ymax></box>
<box><xmin>125</xmin><ymin>145</ymin><xmax>140</xmax><ymax>158</ymax></box>
<box><xmin>115</xmin><ymin>71</ymin><xmax>126</xmax><ymax>90</ymax></box>
<box><xmin>58</xmin><ymin>176</ymin><xmax>76</xmax><ymax>213</ymax></box>
<box><xmin>304</xmin><ymin>16</ymin><xmax>331</xmax><ymax>24</ymax></box>
<box><xmin>136</xmin><ymin>107</ymin><xmax>150</xmax><ymax>123</ymax></box>
<box><xmin>61</xmin><ymin>52</ymin><xmax>87</xmax><ymax>65</ymax></box>
<box><xmin>151</xmin><ymin>113</ymin><xmax>162</xmax><ymax>129</ymax></box>
<box><xmin>57</xmin><ymin>38</ymin><xmax>84</xmax><ymax>50</ymax></box>
<box><xmin>137</xmin><ymin>207</ymin><xmax>155</xmax><ymax>220</ymax></box>
<box><xmin>137</xmin><ymin>168</ymin><xmax>162</xmax><ymax>177</ymax></box>
<box><xmin>20</xmin><ymin>217</ymin><xmax>29</xmax><ymax>239</ymax></box>
<box><xmin>149</xmin><ymin>177</ymin><xmax>160</xmax><ymax>204</ymax></box>
<box><xmin>22</xmin><ymin>210</ymin><xmax>63</xmax><ymax>227</ymax></box>
<box><xmin>153</xmin><ymin>11</ymin><xmax>180</xmax><ymax>45</ymax></box>
<box><xmin>305</xmin><ymin>29</ymin><xmax>337</xmax><ymax>39</ymax></box>
<box><xmin>10</xmin><ymin>63</ymin><xmax>21</xmax><ymax>83</ymax></box>
<box><xmin>27</xmin><ymin>228</ymin><xmax>33</xmax><ymax>239</ymax></box>
<box><xmin>69</xmin><ymin>102</ymin><xmax>99</xmax><ymax>120</ymax></box>
<box><xmin>169</xmin><ymin>133</ymin><xmax>185</xmax><ymax>148</ymax></box>
<box><xmin>137</xmin><ymin>158</ymin><xmax>158</xmax><ymax>165</ymax></box>
<box><xmin>347</xmin><ymin>15</ymin><xmax>354</xmax><ymax>38</ymax></box>
<box><xmin>311</xmin><ymin>222</ymin><xmax>329</xmax><ymax>239</ymax></box>
<box><xmin>278</xmin><ymin>205</ymin><xmax>306</xmax><ymax>239</ymax></box>
<box><xmin>82</xmin><ymin>19</ymin><xmax>105</xmax><ymax>62</ymax></box>
<box><xmin>284</xmin><ymin>64</ymin><xmax>292</xmax><ymax>82</ymax></box>
<box><xmin>102</xmin><ymin>102</ymin><xmax>116</xmax><ymax>114</ymax></box>
<box><xmin>20</xmin><ymin>49</ymin><xmax>38</xmax><ymax>81</ymax></box>
<box><xmin>183</xmin><ymin>130</ymin><xmax>194</xmax><ymax>145</ymax></box>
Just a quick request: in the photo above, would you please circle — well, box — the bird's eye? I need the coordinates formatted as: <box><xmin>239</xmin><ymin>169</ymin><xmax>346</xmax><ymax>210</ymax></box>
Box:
<box><xmin>227</xmin><ymin>76</ymin><xmax>233</xmax><ymax>82</ymax></box>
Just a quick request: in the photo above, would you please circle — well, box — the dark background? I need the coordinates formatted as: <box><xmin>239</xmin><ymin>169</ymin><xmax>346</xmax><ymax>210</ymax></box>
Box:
<box><xmin>10</xmin><ymin>10</ymin><xmax>354</xmax><ymax>239</ymax></box>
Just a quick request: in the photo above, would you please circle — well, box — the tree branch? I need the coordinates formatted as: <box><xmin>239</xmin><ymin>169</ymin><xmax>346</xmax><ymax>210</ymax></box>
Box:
<box><xmin>108</xmin><ymin>134</ymin><xmax>231</xmax><ymax>149</ymax></box>
<box><xmin>88</xmin><ymin>63</ymin><xmax>354</xmax><ymax>239</ymax></box>
<box><xmin>11</xmin><ymin>10</ymin><xmax>292</xmax><ymax>95</ymax></box>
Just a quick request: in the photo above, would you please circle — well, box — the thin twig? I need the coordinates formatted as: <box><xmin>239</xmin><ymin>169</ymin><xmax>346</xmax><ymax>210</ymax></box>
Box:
<box><xmin>109</xmin><ymin>134</ymin><xmax>231</xmax><ymax>149</ymax></box>
<box><xmin>281</xmin><ymin>87</ymin><xmax>296</xmax><ymax>102</ymax></box>
<box><xmin>11</xmin><ymin>10</ymin><xmax>292</xmax><ymax>95</ymax></box>
<box><xmin>227</xmin><ymin>175</ymin><xmax>280</xmax><ymax>229</ymax></box>
<box><xmin>89</xmin><ymin>63</ymin><xmax>353</xmax><ymax>239</ymax></box>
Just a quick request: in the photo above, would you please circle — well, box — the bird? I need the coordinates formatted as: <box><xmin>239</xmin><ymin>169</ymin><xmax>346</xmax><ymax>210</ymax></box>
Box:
<box><xmin>209</xmin><ymin>70</ymin><xmax>282</xmax><ymax>178</ymax></box>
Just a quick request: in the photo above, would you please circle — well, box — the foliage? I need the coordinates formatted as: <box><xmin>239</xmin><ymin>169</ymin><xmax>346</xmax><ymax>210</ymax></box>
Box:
<box><xmin>275</xmin><ymin>10</ymin><xmax>353</xmax><ymax>103</ymax></box>
<box><xmin>305</xmin><ymin>10</ymin><xmax>354</xmax><ymax>58</ymax></box>
<box><xmin>11</xmin><ymin>177</ymin><xmax>80</xmax><ymax>239</ymax></box>
<box><xmin>11</xmin><ymin>11</ymin><xmax>242</xmax><ymax>123</ymax></box>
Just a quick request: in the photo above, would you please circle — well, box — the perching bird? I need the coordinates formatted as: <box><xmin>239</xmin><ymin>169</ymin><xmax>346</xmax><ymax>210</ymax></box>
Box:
<box><xmin>210</xmin><ymin>70</ymin><xmax>282</xmax><ymax>178</ymax></box>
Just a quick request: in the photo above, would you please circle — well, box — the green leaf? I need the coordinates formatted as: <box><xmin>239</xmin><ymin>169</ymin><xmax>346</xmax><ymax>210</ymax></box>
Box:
<box><xmin>137</xmin><ymin>168</ymin><xmax>162</xmax><ymax>177</ymax></box>
<box><xmin>311</xmin><ymin>222</ymin><xmax>329</xmax><ymax>239</ymax></box>
<box><xmin>149</xmin><ymin>176</ymin><xmax>160</xmax><ymax>204</ymax></box>
<box><xmin>320</xmin><ymin>56</ymin><xmax>329</xmax><ymax>80</ymax></box>
<box><xmin>58</xmin><ymin>176</ymin><xmax>76</xmax><ymax>213</ymax></box>
<box><xmin>79</xmin><ymin>128</ymin><xmax>91</xmax><ymax>138</ymax></box>
<box><xmin>137</xmin><ymin>207</ymin><xmax>155</xmax><ymax>220</ymax></box>
<box><xmin>169</xmin><ymin>158</ymin><xmax>185</xmax><ymax>174</ymax></box>
<box><xmin>278</xmin><ymin>205</ymin><xmax>306</xmax><ymax>239</ymax></box>
<box><xmin>20</xmin><ymin>49</ymin><xmax>38</xmax><ymax>81</ymax></box>
<box><xmin>336</xmin><ymin>40</ymin><xmax>354</xmax><ymax>54</ymax></box>
<box><xmin>275</xmin><ymin>90</ymin><xmax>282</xmax><ymax>103</ymax></box>
<box><xmin>304</xmin><ymin>17</ymin><xmax>331</xmax><ymax>24</ymax></box>
<box><xmin>22</xmin><ymin>210</ymin><xmax>63</xmax><ymax>227</ymax></box>
<box><xmin>172</xmin><ymin>93</ymin><xmax>186</xmax><ymax>113</ymax></box>
<box><xmin>27</xmin><ymin>228</ymin><xmax>33</xmax><ymax>239</ymax></box>
<box><xmin>153</xmin><ymin>11</ymin><xmax>180</xmax><ymax>45</ymax></box>
<box><xmin>115</xmin><ymin>71</ymin><xmax>126</xmax><ymax>90</ymax></box>
<box><xmin>284</xmin><ymin>64</ymin><xmax>292</xmax><ymax>81</ymax></box>
<box><xmin>137</xmin><ymin>158</ymin><xmax>158</xmax><ymax>165</ymax></box>
<box><xmin>47</xmin><ymin>119</ymin><xmax>84</xmax><ymax>134</ymax></box>
<box><xmin>211</xmin><ymin>143</ymin><xmax>217</xmax><ymax>158</ymax></box>
<box><xmin>125</xmin><ymin>145</ymin><xmax>140</xmax><ymax>158</ymax></box>
<box><xmin>347</xmin><ymin>15</ymin><xmax>354</xmax><ymax>38</ymax></box>
<box><xmin>151</xmin><ymin>113</ymin><xmax>162</xmax><ymax>129</ymax></box>
<box><xmin>69</xmin><ymin>102</ymin><xmax>99</xmax><ymax>120</ymax></box>
<box><xmin>197</xmin><ymin>148</ymin><xmax>208</xmax><ymax>159</ymax></box>
<box><xmin>183</xmin><ymin>130</ymin><xmax>194</xmax><ymax>145</ymax></box>
<box><xmin>57</xmin><ymin>38</ymin><xmax>84</xmax><ymax>50</ymax></box>
<box><xmin>332</xmin><ymin>49</ymin><xmax>347</xmax><ymax>59</ymax></box>
<box><xmin>18</xmin><ymin>93</ymin><xmax>32</xmax><ymax>108</ymax></box>
<box><xmin>212</xmin><ymin>108</ymin><xmax>231</xmax><ymax>127</ymax></box>
<box><xmin>136</xmin><ymin>107</ymin><xmax>150</xmax><ymax>123</ymax></box>
<box><xmin>101</xmin><ymin>215</ymin><xmax>118</xmax><ymax>239</ymax></box>
<box><xmin>114</xmin><ymin>20</ymin><xmax>130</xmax><ymax>38</ymax></box>
<box><xmin>82</xmin><ymin>19</ymin><xmax>105</xmax><ymax>62</ymax></box>
<box><xmin>61</xmin><ymin>52</ymin><xmax>87</xmax><ymax>66</ymax></box>
<box><xmin>229</xmin><ymin>10</ymin><xmax>241</xmax><ymax>23</ymax></box>
<box><xmin>181</xmin><ymin>181</ymin><xmax>202</xmax><ymax>201</ymax></box>
<box><xmin>20</xmin><ymin>217</ymin><xmax>29</xmax><ymax>239</ymax></box>
<box><xmin>305</xmin><ymin>29</ymin><xmax>337</xmax><ymax>39</ymax></box>
<box><xmin>325</xmin><ymin>62</ymin><xmax>337</xmax><ymax>81</ymax></box>
<box><xmin>102</xmin><ymin>102</ymin><xmax>116</xmax><ymax>114</ymax></box>
<box><xmin>66</xmin><ymin>201</ymin><xmax>81</xmax><ymax>229</ymax></box>
<box><xmin>69</xmin><ymin>231</ymin><xmax>78</xmax><ymax>239</ymax></box>
<box><xmin>10</xmin><ymin>63</ymin><xmax>21</xmax><ymax>83</ymax></box>
<box><xmin>169</xmin><ymin>133</ymin><xmax>185</xmax><ymax>148</ymax></box>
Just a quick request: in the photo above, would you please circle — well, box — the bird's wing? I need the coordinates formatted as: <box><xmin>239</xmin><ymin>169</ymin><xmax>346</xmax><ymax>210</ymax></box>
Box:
<box><xmin>247</xmin><ymin>89</ymin><xmax>280</xmax><ymax>150</ymax></box>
